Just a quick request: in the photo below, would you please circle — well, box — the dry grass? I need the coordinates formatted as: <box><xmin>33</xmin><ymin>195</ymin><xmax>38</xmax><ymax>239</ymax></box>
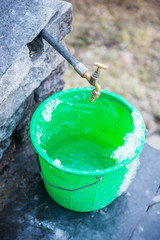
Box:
<box><xmin>64</xmin><ymin>0</ymin><xmax>160</xmax><ymax>133</ymax></box>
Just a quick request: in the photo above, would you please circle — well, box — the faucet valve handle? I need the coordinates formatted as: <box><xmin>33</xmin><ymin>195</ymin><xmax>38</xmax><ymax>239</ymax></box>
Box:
<box><xmin>91</xmin><ymin>62</ymin><xmax>108</xmax><ymax>83</ymax></box>
<box><xmin>94</xmin><ymin>62</ymin><xmax>108</xmax><ymax>71</ymax></box>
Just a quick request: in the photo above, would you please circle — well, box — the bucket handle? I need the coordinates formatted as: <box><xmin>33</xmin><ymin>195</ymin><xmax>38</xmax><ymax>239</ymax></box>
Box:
<box><xmin>36</xmin><ymin>155</ymin><xmax>102</xmax><ymax>191</ymax></box>
<box><xmin>40</xmin><ymin>173</ymin><xmax>102</xmax><ymax>192</ymax></box>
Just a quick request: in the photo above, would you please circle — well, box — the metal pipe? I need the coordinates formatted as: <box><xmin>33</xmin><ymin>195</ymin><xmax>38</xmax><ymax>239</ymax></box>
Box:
<box><xmin>41</xmin><ymin>29</ymin><xmax>79</xmax><ymax>67</ymax></box>
<box><xmin>41</xmin><ymin>29</ymin><xmax>90</xmax><ymax>78</ymax></box>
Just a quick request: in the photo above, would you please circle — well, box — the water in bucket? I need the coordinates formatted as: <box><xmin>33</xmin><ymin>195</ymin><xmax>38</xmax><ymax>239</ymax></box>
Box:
<box><xmin>47</xmin><ymin>133</ymin><xmax>116</xmax><ymax>171</ymax></box>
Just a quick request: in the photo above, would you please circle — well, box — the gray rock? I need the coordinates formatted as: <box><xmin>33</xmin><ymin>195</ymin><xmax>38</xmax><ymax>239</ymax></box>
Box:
<box><xmin>34</xmin><ymin>61</ymin><xmax>66</xmax><ymax>102</ymax></box>
<box><xmin>0</xmin><ymin>1</ymin><xmax>72</xmax><ymax>163</ymax></box>
<box><xmin>0</xmin><ymin>0</ymin><xmax>62</xmax><ymax>79</ymax></box>
<box><xmin>0</xmin><ymin>138</ymin><xmax>11</xmax><ymax>160</ymax></box>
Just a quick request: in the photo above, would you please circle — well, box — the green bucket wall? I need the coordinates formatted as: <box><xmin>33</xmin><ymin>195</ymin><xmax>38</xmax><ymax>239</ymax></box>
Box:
<box><xmin>30</xmin><ymin>88</ymin><xmax>145</xmax><ymax>212</ymax></box>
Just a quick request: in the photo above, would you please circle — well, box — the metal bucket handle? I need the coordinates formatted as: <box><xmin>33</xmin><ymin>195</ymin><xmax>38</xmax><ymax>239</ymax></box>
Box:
<box><xmin>40</xmin><ymin>173</ymin><xmax>102</xmax><ymax>192</ymax></box>
<box><xmin>37</xmin><ymin>154</ymin><xmax>102</xmax><ymax>192</ymax></box>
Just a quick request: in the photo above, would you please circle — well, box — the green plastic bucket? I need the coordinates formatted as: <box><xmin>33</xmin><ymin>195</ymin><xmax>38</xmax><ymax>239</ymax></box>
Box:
<box><xmin>30</xmin><ymin>87</ymin><xmax>145</xmax><ymax>212</ymax></box>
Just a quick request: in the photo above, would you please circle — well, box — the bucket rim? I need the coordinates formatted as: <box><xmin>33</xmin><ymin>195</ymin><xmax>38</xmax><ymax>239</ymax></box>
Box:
<box><xmin>30</xmin><ymin>87</ymin><xmax>145</xmax><ymax>176</ymax></box>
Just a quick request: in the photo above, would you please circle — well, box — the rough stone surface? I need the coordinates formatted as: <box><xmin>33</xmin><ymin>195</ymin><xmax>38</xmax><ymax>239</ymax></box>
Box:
<box><xmin>34</xmin><ymin>61</ymin><xmax>66</xmax><ymax>102</ymax></box>
<box><xmin>0</xmin><ymin>0</ymin><xmax>62</xmax><ymax>79</ymax></box>
<box><xmin>0</xmin><ymin>144</ymin><xmax>160</xmax><ymax>239</ymax></box>
<box><xmin>0</xmin><ymin>1</ymin><xmax>72</xmax><ymax>164</ymax></box>
<box><xmin>131</xmin><ymin>188</ymin><xmax>160</xmax><ymax>240</ymax></box>
<box><xmin>15</xmin><ymin>61</ymin><xmax>66</xmax><ymax>145</ymax></box>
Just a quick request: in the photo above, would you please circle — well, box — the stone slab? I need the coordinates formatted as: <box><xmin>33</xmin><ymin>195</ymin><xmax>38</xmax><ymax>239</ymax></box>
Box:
<box><xmin>131</xmin><ymin>188</ymin><xmax>160</xmax><ymax>240</ymax></box>
<box><xmin>147</xmin><ymin>133</ymin><xmax>160</xmax><ymax>150</ymax></box>
<box><xmin>0</xmin><ymin>143</ymin><xmax>160</xmax><ymax>240</ymax></box>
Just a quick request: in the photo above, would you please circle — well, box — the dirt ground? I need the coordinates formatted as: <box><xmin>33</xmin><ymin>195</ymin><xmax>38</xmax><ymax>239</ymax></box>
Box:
<box><xmin>64</xmin><ymin>0</ymin><xmax>160</xmax><ymax>134</ymax></box>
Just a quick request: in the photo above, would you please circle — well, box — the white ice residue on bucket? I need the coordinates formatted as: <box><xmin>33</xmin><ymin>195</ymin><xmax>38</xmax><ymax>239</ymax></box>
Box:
<box><xmin>36</xmin><ymin>126</ymin><xmax>43</xmax><ymax>145</ymax></box>
<box><xmin>118</xmin><ymin>157</ymin><xmax>140</xmax><ymax>196</ymax></box>
<box><xmin>53</xmin><ymin>159</ymin><xmax>62</xmax><ymax>167</ymax></box>
<box><xmin>111</xmin><ymin>109</ymin><xmax>145</xmax><ymax>163</ymax></box>
<box><xmin>41</xmin><ymin>98</ymin><xmax>62</xmax><ymax>122</ymax></box>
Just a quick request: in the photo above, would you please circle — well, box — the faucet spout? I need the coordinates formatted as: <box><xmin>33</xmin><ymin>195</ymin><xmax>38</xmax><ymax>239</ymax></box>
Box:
<box><xmin>90</xmin><ymin>82</ymin><xmax>101</xmax><ymax>102</ymax></box>
<box><xmin>83</xmin><ymin>62</ymin><xmax>108</xmax><ymax>102</ymax></box>
<box><xmin>83</xmin><ymin>71</ymin><xmax>101</xmax><ymax>102</ymax></box>
<box><xmin>82</xmin><ymin>71</ymin><xmax>101</xmax><ymax>102</ymax></box>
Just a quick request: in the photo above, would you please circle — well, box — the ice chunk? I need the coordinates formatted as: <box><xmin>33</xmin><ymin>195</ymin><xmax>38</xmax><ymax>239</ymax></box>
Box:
<box><xmin>55</xmin><ymin>228</ymin><xmax>67</xmax><ymax>240</ymax></box>
<box><xmin>53</xmin><ymin>159</ymin><xmax>62</xmax><ymax>168</ymax></box>
<box><xmin>152</xmin><ymin>194</ymin><xmax>160</xmax><ymax>204</ymax></box>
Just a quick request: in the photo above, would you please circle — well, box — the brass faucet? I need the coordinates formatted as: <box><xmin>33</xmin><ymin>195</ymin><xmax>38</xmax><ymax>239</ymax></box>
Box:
<box><xmin>83</xmin><ymin>62</ymin><xmax>108</xmax><ymax>102</ymax></box>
